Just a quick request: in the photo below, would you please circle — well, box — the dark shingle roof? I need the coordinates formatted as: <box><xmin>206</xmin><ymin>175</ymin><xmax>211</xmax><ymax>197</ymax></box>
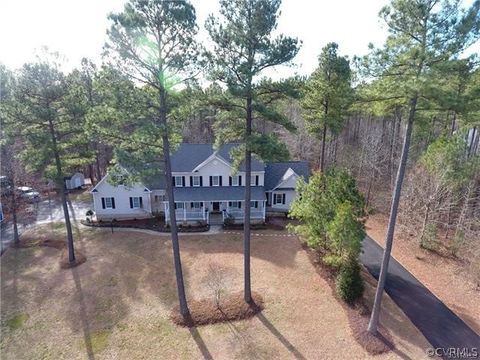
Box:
<box><xmin>170</xmin><ymin>143</ymin><xmax>264</xmax><ymax>172</ymax></box>
<box><xmin>264</xmin><ymin>161</ymin><xmax>310</xmax><ymax>190</ymax></box>
<box><xmin>173</xmin><ymin>186</ymin><xmax>265</xmax><ymax>201</ymax></box>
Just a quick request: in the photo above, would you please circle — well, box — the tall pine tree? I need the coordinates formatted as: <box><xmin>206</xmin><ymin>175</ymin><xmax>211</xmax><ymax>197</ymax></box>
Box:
<box><xmin>361</xmin><ymin>0</ymin><xmax>480</xmax><ymax>334</ymax></box>
<box><xmin>206</xmin><ymin>0</ymin><xmax>300</xmax><ymax>302</ymax></box>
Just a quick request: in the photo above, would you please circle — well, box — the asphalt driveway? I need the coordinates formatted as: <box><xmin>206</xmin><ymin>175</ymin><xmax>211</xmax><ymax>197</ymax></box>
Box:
<box><xmin>361</xmin><ymin>237</ymin><xmax>480</xmax><ymax>354</ymax></box>
<box><xmin>1</xmin><ymin>194</ymin><xmax>91</xmax><ymax>252</ymax></box>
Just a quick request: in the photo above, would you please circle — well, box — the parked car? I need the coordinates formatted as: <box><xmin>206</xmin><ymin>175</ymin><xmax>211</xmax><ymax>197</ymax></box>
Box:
<box><xmin>16</xmin><ymin>186</ymin><xmax>41</xmax><ymax>202</ymax></box>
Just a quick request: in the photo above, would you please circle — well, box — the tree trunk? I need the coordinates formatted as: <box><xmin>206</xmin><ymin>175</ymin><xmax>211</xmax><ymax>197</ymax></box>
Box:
<box><xmin>450</xmin><ymin>112</ymin><xmax>456</xmax><ymax>136</ymax></box>
<box><xmin>10</xmin><ymin>179</ymin><xmax>19</xmax><ymax>244</ymax></box>
<box><xmin>95</xmin><ymin>149</ymin><xmax>102</xmax><ymax>184</ymax></box>
<box><xmin>244</xmin><ymin>94</ymin><xmax>253</xmax><ymax>303</ymax></box>
<box><xmin>159</xmin><ymin>86</ymin><xmax>189</xmax><ymax>317</ymax></box>
<box><xmin>48</xmin><ymin>118</ymin><xmax>75</xmax><ymax>263</ymax></box>
<box><xmin>368</xmin><ymin>95</ymin><xmax>417</xmax><ymax>335</ymax></box>
<box><xmin>320</xmin><ymin>123</ymin><xmax>327</xmax><ymax>173</ymax></box>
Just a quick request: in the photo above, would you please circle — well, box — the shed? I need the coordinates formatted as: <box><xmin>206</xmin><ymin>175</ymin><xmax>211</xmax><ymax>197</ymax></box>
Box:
<box><xmin>64</xmin><ymin>172</ymin><xmax>85</xmax><ymax>190</ymax></box>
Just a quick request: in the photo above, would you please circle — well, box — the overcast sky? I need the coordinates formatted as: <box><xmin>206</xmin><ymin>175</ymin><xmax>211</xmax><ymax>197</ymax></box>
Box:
<box><xmin>1</xmin><ymin>0</ymin><xmax>478</xmax><ymax>77</ymax></box>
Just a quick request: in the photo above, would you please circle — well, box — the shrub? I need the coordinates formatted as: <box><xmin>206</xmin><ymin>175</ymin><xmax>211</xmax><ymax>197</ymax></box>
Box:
<box><xmin>335</xmin><ymin>260</ymin><xmax>364</xmax><ymax>303</ymax></box>
<box><xmin>224</xmin><ymin>214</ymin><xmax>235</xmax><ymax>226</ymax></box>
<box><xmin>86</xmin><ymin>209</ymin><xmax>94</xmax><ymax>216</ymax></box>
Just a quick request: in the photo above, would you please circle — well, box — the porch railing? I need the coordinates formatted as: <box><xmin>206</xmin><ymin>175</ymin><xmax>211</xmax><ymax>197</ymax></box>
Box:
<box><xmin>226</xmin><ymin>210</ymin><xmax>264</xmax><ymax>219</ymax></box>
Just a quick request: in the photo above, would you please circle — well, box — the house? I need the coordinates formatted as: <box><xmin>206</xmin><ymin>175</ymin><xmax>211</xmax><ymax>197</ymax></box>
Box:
<box><xmin>91</xmin><ymin>144</ymin><xmax>309</xmax><ymax>224</ymax></box>
<box><xmin>64</xmin><ymin>172</ymin><xmax>85</xmax><ymax>190</ymax></box>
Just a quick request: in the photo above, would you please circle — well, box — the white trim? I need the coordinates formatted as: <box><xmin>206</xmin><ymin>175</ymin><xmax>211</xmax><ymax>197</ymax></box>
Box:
<box><xmin>231</xmin><ymin>175</ymin><xmax>240</xmax><ymax>186</ymax></box>
<box><xmin>91</xmin><ymin>171</ymin><xmax>152</xmax><ymax>193</ymax></box>
<box><xmin>211</xmin><ymin>175</ymin><xmax>220</xmax><ymax>187</ymax></box>
<box><xmin>271</xmin><ymin>168</ymin><xmax>300</xmax><ymax>191</ymax></box>
<box><xmin>174</xmin><ymin>176</ymin><xmax>183</xmax><ymax>187</ymax></box>
<box><xmin>104</xmin><ymin>197</ymin><xmax>114</xmax><ymax>209</ymax></box>
<box><xmin>132</xmin><ymin>196</ymin><xmax>141</xmax><ymax>208</ymax></box>
<box><xmin>192</xmin><ymin>153</ymin><xmax>232</xmax><ymax>172</ymax></box>
<box><xmin>192</xmin><ymin>175</ymin><xmax>201</xmax><ymax>187</ymax></box>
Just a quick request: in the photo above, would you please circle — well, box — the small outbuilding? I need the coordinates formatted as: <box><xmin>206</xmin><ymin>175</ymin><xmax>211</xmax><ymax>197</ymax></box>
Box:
<box><xmin>64</xmin><ymin>172</ymin><xmax>85</xmax><ymax>190</ymax></box>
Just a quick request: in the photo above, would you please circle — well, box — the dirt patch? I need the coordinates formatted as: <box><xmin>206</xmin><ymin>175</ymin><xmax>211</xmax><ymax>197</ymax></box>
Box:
<box><xmin>10</xmin><ymin>236</ymin><xmax>87</xmax><ymax>269</ymax></box>
<box><xmin>59</xmin><ymin>250</ymin><xmax>87</xmax><ymax>269</ymax></box>
<box><xmin>303</xmin><ymin>245</ymin><xmax>393</xmax><ymax>355</ymax></box>
<box><xmin>11</xmin><ymin>237</ymin><xmax>66</xmax><ymax>250</ymax></box>
<box><xmin>171</xmin><ymin>291</ymin><xmax>264</xmax><ymax>327</ymax></box>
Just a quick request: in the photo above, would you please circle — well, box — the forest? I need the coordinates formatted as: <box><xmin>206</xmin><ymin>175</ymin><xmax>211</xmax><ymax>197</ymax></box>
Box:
<box><xmin>1</xmin><ymin>0</ymin><xmax>479</xmax><ymax>345</ymax></box>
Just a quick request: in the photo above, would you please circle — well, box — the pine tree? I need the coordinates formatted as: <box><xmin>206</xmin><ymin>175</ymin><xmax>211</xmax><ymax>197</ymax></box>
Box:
<box><xmin>205</xmin><ymin>0</ymin><xmax>300</xmax><ymax>302</ymax></box>
<box><xmin>362</xmin><ymin>0</ymin><xmax>480</xmax><ymax>334</ymax></box>
<box><xmin>301</xmin><ymin>43</ymin><xmax>353</xmax><ymax>172</ymax></box>
<box><xmin>105</xmin><ymin>0</ymin><xmax>200</xmax><ymax>317</ymax></box>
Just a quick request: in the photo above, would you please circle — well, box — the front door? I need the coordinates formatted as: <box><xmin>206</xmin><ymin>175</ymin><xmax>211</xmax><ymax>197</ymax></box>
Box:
<box><xmin>212</xmin><ymin>202</ymin><xmax>220</xmax><ymax>212</ymax></box>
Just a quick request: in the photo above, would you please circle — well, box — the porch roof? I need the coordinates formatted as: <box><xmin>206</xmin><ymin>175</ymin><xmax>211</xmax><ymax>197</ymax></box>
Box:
<box><xmin>173</xmin><ymin>186</ymin><xmax>265</xmax><ymax>201</ymax></box>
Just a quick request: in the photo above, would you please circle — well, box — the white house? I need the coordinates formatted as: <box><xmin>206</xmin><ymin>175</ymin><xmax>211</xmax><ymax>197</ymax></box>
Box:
<box><xmin>91</xmin><ymin>144</ymin><xmax>309</xmax><ymax>224</ymax></box>
<box><xmin>64</xmin><ymin>172</ymin><xmax>85</xmax><ymax>190</ymax></box>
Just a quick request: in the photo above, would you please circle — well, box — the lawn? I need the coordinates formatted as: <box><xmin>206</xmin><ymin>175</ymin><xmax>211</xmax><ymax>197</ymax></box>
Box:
<box><xmin>1</xmin><ymin>226</ymin><xmax>431</xmax><ymax>359</ymax></box>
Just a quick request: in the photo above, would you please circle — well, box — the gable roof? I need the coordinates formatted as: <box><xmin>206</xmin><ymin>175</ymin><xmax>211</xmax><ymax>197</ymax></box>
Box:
<box><xmin>170</xmin><ymin>143</ymin><xmax>264</xmax><ymax>172</ymax></box>
<box><xmin>264</xmin><ymin>161</ymin><xmax>310</xmax><ymax>191</ymax></box>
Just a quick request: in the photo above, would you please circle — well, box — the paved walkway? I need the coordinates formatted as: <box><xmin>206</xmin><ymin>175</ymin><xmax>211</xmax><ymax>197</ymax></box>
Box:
<box><xmin>361</xmin><ymin>237</ymin><xmax>480</xmax><ymax>352</ymax></box>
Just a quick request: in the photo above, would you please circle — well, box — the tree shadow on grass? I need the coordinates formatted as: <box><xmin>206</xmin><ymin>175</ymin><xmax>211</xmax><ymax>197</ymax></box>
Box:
<box><xmin>256</xmin><ymin>313</ymin><xmax>307</xmax><ymax>360</ymax></box>
<box><xmin>180</xmin><ymin>232</ymin><xmax>301</xmax><ymax>269</ymax></box>
<box><xmin>71</xmin><ymin>266</ymin><xmax>94</xmax><ymax>360</ymax></box>
<box><xmin>188</xmin><ymin>327</ymin><xmax>213</xmax><ymax>360</ymax></box>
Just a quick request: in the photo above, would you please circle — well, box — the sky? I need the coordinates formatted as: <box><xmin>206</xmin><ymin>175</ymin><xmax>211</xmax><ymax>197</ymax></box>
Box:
<box><xmin>0</xmin><ymin>0</ymin><xmax>478</xmax><ymax>78</ymax></box>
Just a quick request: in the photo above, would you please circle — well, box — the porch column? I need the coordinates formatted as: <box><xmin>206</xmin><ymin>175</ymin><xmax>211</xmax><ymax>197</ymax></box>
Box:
<box><xmin>202</xmin><ymin>201</ymin><xmax>205</xmax><ymax>220</ymax></box>
<box><xmin>164</xmin><ymin>202</ymin><xmax>168</xmax><ymax>224</ymax></box>
<box><xmin>263</xmin><ymin>200</ymin><xmax>266</xmax><ymax>220</ymax></box>
<box><xmin>184</xmin><ymin>202</ymin><xmax>187</xmax><ymax>221</ymax></box>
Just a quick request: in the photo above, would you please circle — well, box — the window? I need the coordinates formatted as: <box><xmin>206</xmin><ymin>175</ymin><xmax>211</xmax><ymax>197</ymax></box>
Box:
<box><xmin>273</xmin><ymin>193</ymin><xmax>285</xmax><ymax>205</ymax></box>
<box><xmin>191</xmin><ymin>202</ymin><xmax>202</xmax><ymax>209</ymax></box>
<box><xmin>250</xmin><ymin>201</ymin><xmax>258</xmax><ymax>208</ymax></box>
<box><xmin>174</xmin><ymin>176</ymin><xmax>183</xmax><ymax>187</ymax></box>
<box><xmin>154</xmin><ymin>195</ymin><xmax>165</xmax><ymax>202</ymax></box>
<box><xmin>228</xmin><ymin>201</ymin><xmax>241</xmax><ymax>208</ymax></box>
<box><xmin>192</xmin><ymin>176</ymin><xmax>201</xmax><ymax>187</ymax></box>
<box><xmin>231</xmin><ymin>175</ymin><xmax>239</xmax><ymax>186</ymax></box>
<box><xmin>102</xmin><ymin>197</ymin><xmax>115</xmax><ymax>209</ymax></box>
<box><xmin>251</xmin><ymin>174</ymin><xmax>259</xmax><ymax>186</ymax></box>
<box><xmin>130</xmin><ymin>197</ymin><xmax>142</xmax><ymax>208</ymax></box>
<box><xmin>175</xmin><ymin>203</ymin><xmax>184</xmax><ymax>209</ymax></box>
<box><xmin>212</xmin><ymin>175</ymin><xmax>220</xmax><ymax>186</ymax></box>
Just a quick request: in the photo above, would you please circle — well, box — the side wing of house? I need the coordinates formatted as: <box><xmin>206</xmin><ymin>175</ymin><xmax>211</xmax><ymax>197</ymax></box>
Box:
<box><xmin>91</xmin><ymin>174</ymin><xmax>152</xmax><ymax>221</ymax></box>
<box><xmin>265</xmin><ymin>162</ymin><xmax>310</xmax><ymax>213</ymax></box>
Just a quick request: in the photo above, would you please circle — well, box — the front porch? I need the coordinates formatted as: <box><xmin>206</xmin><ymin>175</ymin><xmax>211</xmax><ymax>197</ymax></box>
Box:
<box><xmin>163</xmin><ymin>200</ymin><xmax>266</xmax><ymax>225</ymax></box>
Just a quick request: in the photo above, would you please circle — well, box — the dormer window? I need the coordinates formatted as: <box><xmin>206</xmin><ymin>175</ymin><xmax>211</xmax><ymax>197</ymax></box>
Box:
<box><xmin>251</xmin><ymin>174</ymin><xmax>259</xmax><ymax>186</ymax></box>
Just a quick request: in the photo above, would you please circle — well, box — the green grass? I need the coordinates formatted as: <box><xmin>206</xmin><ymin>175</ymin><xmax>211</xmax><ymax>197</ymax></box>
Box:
<box><xmin>4</xmin><ymin>313</ymin><xmax>29</xmax><ymax>331</ymax></box>
<box><xmin>69</xmin><ymin>191</ymin><xmax>92</xmax><ymax>204</ymax></box>
<box><xmin>90</xmin><ymin>329</ymin><xmax>111</xmax><ymax>354</ymax></box>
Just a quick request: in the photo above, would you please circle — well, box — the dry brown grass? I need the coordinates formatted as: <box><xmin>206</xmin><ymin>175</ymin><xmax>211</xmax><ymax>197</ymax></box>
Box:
<box><xmin>1</xmin><ymin>225</ymin><xmax>432</xmax><ymax>359</ymax></box>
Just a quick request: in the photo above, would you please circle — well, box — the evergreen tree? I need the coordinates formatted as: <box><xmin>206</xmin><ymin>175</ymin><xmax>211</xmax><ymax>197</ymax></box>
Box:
<box><xmin>105</xmin><ymin>0</ymin><xmax>199</xmax><ymax>317</ymax></box>
<box><xmin>205</xmin><ymin>0</ymin><xmax>300</xmax><ymax>302</ymax></box>
<box><xmin>301</xmin><ymin>42</ymin><xmax>353</xmax><ymax>172</ymax></box>
<box><xmin>3</xmin><ymin>57</ymin><xmax>93</xmax><ymax>265</ymax></box>
<box><xmin>361</xmin><ymin>0</ymin><xmax>480</xmax><ymax>334</ymax></box>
